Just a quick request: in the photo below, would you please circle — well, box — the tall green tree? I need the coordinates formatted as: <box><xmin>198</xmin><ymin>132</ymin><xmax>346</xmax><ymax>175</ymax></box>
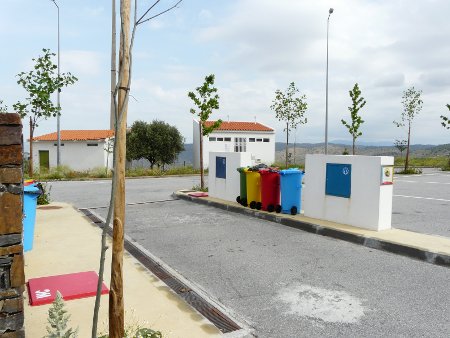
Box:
<box><xmin>13</xmin><ymin>48</ymin><xmax>77</xmax><ymax>176</ymax></box>
<box><xmin>441</xmin><ymin>104</ymin><xmax>450</xmax><ymax>129</ymax></box>
<box><xmin>341</xmin><ymin>83</ymin><xmax>366</xmax><ymax>155</ymax></box>
<box><xmin>393</xmin><ymin>86</ymin><xmax>423</xmax><ymax>172</ymax></box>
<box><xmin>126</xmin><ymin>120</ymin><xmax>184</xmax><ymax>169</ymax></box>
<box><xmin>188</xmin><ymin>74</ymin><xmax>221</xmax><ymax>189</ymax></box>
<box><xmin>271</xmin><ymin>82</ymin><xmax>307</xmax><ymax>168</ymax></box>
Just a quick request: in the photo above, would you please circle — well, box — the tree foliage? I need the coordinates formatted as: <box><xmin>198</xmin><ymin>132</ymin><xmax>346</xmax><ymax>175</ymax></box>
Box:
<box><xmin>126</xmin><ymin>120</ymin><xmax>184</xmax><ymax>169</ymax></box>
<box><xmin>13</xmin><ymin>48</ymin><xmax>77</xmax><ymax>176</ymax></box>
<box><xmin>188</xmin><ymin>74</ymin><xmax>221</xmax><ymax>189</ymax></box>
<box><xmin>341</xmin><ymin>83</ymin><xmax>366</xmax><ymax>155</ymax></box>
<box><xmin>394</xmin><ymin>139</ymin><xmax>407</xmax><ymax>157</ymax></box>
<box><xmin>441</xmin><ymin>104</ymin><xmax>450</xmax><ymax>130</ymax></box>
<box><xmin>393</xmin><ymin>86</ymin><xmax>423</xmax><ymax>171</ymax></box>
<box><xmin>271</xmin><ymin>82</ymin><xmax>307</xmax><ymax>168</ymax></box>
<box><xmin>0</xmin><ymin>100</ymin><xmax>8</xmax><ymax>113</ymax></box>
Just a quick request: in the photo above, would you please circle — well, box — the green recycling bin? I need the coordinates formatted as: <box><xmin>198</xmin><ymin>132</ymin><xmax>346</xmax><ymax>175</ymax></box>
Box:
<box><xmin>236</xmin><ymin>167</ymin><xmax>248</xmax><ymax>206</ymax></box>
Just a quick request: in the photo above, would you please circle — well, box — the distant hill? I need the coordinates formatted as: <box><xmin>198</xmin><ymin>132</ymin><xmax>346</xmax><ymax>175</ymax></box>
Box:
<box><xmin>130</xmin><ymin>142</ymin><xmax>450</xmax><ymax>168</ymax></box>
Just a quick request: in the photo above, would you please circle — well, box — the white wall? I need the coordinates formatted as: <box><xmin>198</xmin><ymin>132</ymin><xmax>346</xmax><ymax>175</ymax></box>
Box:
<box><xmin>303</xmin><ymin>154</ymin><xmax>394</xmax><ymax>231</ymax></box>
<box><xmin>208</xmin><ymin>152</ymin><xmax>252</xmax><ymax>202</ymax></box>
<box><xmin>32</xmin><ymin>139</ymin><xmax>113</xmax><ymax>171</ymax></box>
<box><xmin>193</xmin><ymin>120</ymin><xmax>275</xmax><ymax>169</ymax></box>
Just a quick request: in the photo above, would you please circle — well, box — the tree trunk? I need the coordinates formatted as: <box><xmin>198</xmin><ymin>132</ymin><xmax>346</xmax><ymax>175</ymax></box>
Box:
<box><xmin>110</xmin><ymin>0</ymin><xmax>117</xmax><ymax>130</ymax></box>
<box><xmin>404</xmin><ymin>121</ymin><xmax>411</xmax><ymax>172</ymax></box>
<box><xmin>199</xmin><ymin>123</ymin><xmax>204</xmax><ymax>189</ymax></box>
<box><xmin>352</xmin><ymin>137</ymin><xmax>355</xmax><ymax>155</ymax></box>
<box><xmin>285</xmin><ymin>122</ymin><xmax>289</xmax><ymax>168</ymax></box>
<box><xmin>109</xmin><ymin>0</ymin><xmax>129</xmax><ymax>337</ymax></box>
<box><xmin>29</xmin><ymin>117</ymin><xmax>33</xmax><ymax>177</ymax></box>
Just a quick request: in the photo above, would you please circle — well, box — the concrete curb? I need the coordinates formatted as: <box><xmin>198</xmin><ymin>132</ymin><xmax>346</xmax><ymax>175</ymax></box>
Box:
<box><xmin>173</xmin><ymin>192</ymin><xmax>450</xmax><ymax>268</ymax></box>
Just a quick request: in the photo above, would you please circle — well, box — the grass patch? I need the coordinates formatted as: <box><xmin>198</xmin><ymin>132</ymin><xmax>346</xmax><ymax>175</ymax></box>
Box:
<box><xmin>394</xmin><ymin>156</ymin><xmax>449</xmax><ymax>168</ymax></box>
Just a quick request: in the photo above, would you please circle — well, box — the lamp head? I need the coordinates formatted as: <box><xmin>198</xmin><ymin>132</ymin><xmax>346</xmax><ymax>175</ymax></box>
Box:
<box><xmin>329</xmin><ymin>8</ymin><xmax>334</xmax><ymax>14</ymax></box>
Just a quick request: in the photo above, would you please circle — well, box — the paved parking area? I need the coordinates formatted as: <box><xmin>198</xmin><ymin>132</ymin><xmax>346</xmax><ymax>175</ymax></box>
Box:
<box><xmin>91</xmin><ymin>200</ymin><xmax>450</xmax><ymax>337</ymax></box>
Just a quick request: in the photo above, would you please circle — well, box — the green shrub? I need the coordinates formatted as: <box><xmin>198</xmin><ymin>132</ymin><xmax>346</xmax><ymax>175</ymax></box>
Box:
<box><xmin>44</xmin><ymin>291</ymin><xmax>78</xmax><ymax>338</ymax></box>
<box><xmin>396</xmin><ymin>167</ymin><xmax>423</xmax><ymax>175</ymax></box>
<box><xmin>37</xmin><ymin>182</ymin><xmax>51</xmax><ymax>205</ymax></box>
<box><xmin>192</xmin><ymin>184</ymin><xmax>208</xmax><ymax>192</ymax></box>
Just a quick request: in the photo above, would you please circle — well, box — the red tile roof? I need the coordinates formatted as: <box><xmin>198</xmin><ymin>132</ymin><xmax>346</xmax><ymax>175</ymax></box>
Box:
<box><xmin>32</xmin><ymin>130</ymin><xmax>114</xmax><ymax>141</ymax></box>
<box><xmin>204</xmin><ymin>121</ymin><xmax>273</xmax><ymax>132</ymax></box>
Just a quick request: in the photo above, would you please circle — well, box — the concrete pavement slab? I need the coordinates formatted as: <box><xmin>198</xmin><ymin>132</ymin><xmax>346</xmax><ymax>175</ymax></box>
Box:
<box><xmin>24</xmin><ymin>202</ymin><xmax>222</xmax><ymax>338</ymax></box>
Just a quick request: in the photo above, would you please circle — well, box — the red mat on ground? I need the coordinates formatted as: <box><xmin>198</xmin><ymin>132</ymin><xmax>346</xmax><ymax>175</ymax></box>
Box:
<box><xmin>187</xmin><ymin>192</ymin><xmax>208</xmax><ymax>197</ymax></box>
<box><xmin>28</xmin><ymin>271</ymin><xmax>109</xmax><ymax>306</ymax></box>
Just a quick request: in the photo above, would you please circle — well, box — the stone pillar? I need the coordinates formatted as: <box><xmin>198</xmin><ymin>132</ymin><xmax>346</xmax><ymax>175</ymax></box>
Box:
<box><xmin>0</xmin><ymin>113</ymin><xmax>25</xmax><ymax>338</ymax></box>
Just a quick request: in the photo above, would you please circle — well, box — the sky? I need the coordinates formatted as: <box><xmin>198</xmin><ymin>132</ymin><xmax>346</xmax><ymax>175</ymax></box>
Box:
<box><xmin>1</xmin><ymin>0</ymin><xmax>449</xmax><ymax>145</ymax></box>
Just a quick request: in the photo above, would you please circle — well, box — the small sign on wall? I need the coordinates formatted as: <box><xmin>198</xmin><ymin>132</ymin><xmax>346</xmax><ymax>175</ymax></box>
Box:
<box><xmin>216</xmin><ymin>156</ymin><xmax>226</xmax><ymax>179</ymax></box>
<box><xmin>381</xmin><ymin>166</ymin><xmax>394</xmax><ymax>185</ymax></box>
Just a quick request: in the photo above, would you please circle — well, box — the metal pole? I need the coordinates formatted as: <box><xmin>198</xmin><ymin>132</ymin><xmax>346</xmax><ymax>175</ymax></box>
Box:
<box><xmin>52</xmin><ymin>0</ymin><xmax>61</xmax><ymax>166</ymax></box>
<box><xmin>325</xmin><ymin>8</ymin><xmax>333</xmax><ymax>154</ymax></box>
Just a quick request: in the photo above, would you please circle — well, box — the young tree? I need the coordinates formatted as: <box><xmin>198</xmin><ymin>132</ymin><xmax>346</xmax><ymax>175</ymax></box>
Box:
<box><xmin>188</xmin><ymin>74</ymin><xmax>222</xmax><ymax>189</ymax></box>
<box><xmin>92</xmin><ymin>2</ymin><xmax>183</xmax><ymax>337</ymax></box>
<box><xmin>441</xmin><ymin>104</ymin><xmax>450</xmax><ymax>129</ymax></box>
<box><xmin>341</xmin><ymin>83</ymin><xmax>366</xmax><ymax>155</ymax></box>
<box><xmin>271</xmin><ymin>82</ymin><xmax>307</xmax><ymax>168</ymax></box>
<box><xmin>394</xmin><ymin>139</ymin><xmax>407</xmax><ymax>158</ymax></box>
<box><xmin>393</xmin><ymin>86</ymin><xmax>423</xmax><ymax>172</ymax></box>
<box><xmin>13</xmin><ymin>48</ymin><xmax>77</xmax><ymax>176</ymax></box>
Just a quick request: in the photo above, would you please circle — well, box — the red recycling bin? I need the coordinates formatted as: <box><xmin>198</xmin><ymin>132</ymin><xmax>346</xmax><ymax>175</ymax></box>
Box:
<box><xmin>259</xmin><ymin>168</ymin><xmax>281</xmax><ymax>212</ymax></box>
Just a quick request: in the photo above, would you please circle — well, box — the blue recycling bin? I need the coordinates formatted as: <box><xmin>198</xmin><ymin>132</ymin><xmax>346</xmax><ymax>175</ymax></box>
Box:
<box><xmin>279</xmin><ymin>168</ymin><xmax>304</xmax><ymax>215</ymax></box>
<box><xmin>23</xmin><ymin>184</ymin><xmax>41</xmax><ymax>252</ymax></box>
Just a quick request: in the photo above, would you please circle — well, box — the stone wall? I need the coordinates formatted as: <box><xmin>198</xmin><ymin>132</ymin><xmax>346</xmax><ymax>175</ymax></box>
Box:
<box><xmin>0</xmin><ymin>114</ymin><xmax>25</xmax><ymax>337</ymax></box>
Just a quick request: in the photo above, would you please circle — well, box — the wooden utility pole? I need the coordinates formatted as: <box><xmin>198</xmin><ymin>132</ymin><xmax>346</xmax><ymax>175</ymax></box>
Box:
<box><xmin>109</xmin><ymin>0</ymin><xmax>129</xmax><ymax>337</ymax></box>
<box><xmin>110</xmin><ymin>0</ymin><xmax>117</xmax><ymax>130</ymax></box>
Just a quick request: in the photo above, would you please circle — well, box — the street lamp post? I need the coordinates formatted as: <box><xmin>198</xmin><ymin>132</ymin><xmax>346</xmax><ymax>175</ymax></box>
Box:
<box><xmin>51</xmin><ymin>0</ymin><xmax>61</xmax><ymax>166</ymax></box>
<box><xmin>325</xmin><ymin>7</ymin><xmax>334</xmax><ymax>154</ymax></box>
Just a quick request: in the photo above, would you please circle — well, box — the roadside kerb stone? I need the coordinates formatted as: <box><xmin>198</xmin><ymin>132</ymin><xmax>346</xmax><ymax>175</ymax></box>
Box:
<box><xmin>173</xmin><ymin>191</ymin><xmax>450</xmax><ymax>268</ymax></box>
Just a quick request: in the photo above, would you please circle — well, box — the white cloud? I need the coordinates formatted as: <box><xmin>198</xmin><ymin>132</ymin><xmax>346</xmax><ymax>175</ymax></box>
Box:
<box><xmin>62</xmin><ymin>50</ymin><xmax>104</xmax><ymax>76</ymax></box>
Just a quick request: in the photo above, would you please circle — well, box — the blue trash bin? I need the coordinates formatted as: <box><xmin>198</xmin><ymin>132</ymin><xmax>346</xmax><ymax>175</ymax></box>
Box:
<box><xmin>23</xmin><ymin>184</ymin><xmax>41</xmax><ymax>252</ymax></box>
<box><xmin>279</xmin><ymin>168</ymin><xmax>304</xmax><ymax>215</ymax></box>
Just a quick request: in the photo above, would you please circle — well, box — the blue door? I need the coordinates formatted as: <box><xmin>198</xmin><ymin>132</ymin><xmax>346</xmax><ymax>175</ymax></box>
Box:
<box><xmin>325</xmin><ymin>163</ymin><xmax>351</xmax><ymax>198</ymax></box>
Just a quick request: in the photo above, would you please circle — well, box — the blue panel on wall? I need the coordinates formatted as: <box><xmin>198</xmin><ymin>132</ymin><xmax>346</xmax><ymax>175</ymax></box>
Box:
<box><xmin>216</xmin><ymin>156</ymin><xmax>226</xmax><ymax>179</ymax></box>
<box><xmin>325</xmin><ymin>163</ymin><xmax>351</xmax><ymax>198</ymax></box>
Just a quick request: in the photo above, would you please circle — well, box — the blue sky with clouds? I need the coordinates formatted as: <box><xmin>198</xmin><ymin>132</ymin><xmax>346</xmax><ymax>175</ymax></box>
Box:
<box><xmin>1</xmin><ymin>0</ymin><xmax>449</xmax><ymax>144</ymax></box>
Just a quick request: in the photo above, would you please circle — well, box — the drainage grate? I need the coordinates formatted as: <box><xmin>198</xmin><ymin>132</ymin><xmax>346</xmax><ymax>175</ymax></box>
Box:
<box><xmin>79</xmin><ymin>208</ymin><xmax>242</xmax><ymax>334</ymax></box>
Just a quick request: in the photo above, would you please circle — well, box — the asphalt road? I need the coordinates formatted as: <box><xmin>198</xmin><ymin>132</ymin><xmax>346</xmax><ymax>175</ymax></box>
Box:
<box><xmin>47</xmin><ymin>171</ymin><xmax>450</xmax><ymax>337</ymax></box>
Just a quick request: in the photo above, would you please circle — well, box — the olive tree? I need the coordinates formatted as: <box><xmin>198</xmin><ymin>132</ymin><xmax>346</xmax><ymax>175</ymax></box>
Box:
<box><xmin>188</xmin><ymin>74</ymin><xmax>221</xmax><ymax>189</ymax></box>
<box><xmin>341</xmin><ymin>83</ymin><xmax>366</xmax><ymax>155</ymax></box>
<box><xmin>393</xmin><ymin>87</ymin><xmax>423</xmax><ymax>172</ymax></box>
<box><xmin>271</xmin><ymin>82</ymin><xmax>307</xmax><ymax>168</ymax></box>
<box><xmin>13</xmin><ymin>48</ymin><xmax>77</xmax><ymax>176</ymax></box>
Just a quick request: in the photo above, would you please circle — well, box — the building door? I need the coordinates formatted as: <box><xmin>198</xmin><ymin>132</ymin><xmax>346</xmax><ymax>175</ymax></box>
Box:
<box><xmin>39</xmin><ymin>150</ymin><xmax>50</xmax><ymax>171</ymax></box>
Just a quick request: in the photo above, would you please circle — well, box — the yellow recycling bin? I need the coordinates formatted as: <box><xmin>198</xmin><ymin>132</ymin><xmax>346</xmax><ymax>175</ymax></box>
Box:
<box><xmin>244</xmin><ymin>168</ymin><xmax>262</xmax><ymax>210</ymax></box>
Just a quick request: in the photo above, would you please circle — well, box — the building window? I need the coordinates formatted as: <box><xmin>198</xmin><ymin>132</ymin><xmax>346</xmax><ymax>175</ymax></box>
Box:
<box><xmin>53</xmin><ymin>143</ymin><xmax>65</xmax><ymax>146</ymax></box>
<box><xmin>217</xmin><ymin>137</ymin><xmax>224</xmax><ymax>141</ymax></box>
<box><xmin>249</xmin><ymin>138</ymin><xmax>255</xmax><ymax>142</ymax></box>
<box><xmin>209</xmin><ymin>137</ymin><xmax>216</xmax><ymax>141</ymax></box>
<box><xmin>263</xmin><ymin>138</ymin><xmax>270</xmax><ymax>142</ymax></box>
<box><xmin>234</xmin><ymin>137</ymin><xmax>246</xmax><ymax>152</ymax></box>
<box><xmin>256</xmin><ymin>138</ymin><xmax>262</xmax><ymax>142</ymax></box>
<box><xmin>224</xmin><ymin>137</ymin><xmax>231</xmax><ymax>142</ymax></box>
<box><xmin>87</xmin><ymin>143</ymin><xmax>98</xmax><ymax>147</ymax></box>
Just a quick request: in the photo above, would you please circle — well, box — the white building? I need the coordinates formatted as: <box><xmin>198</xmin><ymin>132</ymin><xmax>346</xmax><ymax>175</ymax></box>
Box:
<box><xmin>32</xmin><ymin>130</ymin><xmax>114</xmax><ymax>171</ymax></box>
<box><xmin>193</xmin><ymin>120</ymin><xmax>275</xmax><ymax>168</ymax></box>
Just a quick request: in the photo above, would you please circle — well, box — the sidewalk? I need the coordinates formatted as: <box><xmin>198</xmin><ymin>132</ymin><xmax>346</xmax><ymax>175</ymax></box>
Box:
<box><xmin>175</xmin><ymin>191</ymin><xmax>450</xmax><ymax>267</ymax></box>
<box><xmin>23</xmin><ymin>202</ymin><xmax>223</xmax><ymax>338</ymax></box>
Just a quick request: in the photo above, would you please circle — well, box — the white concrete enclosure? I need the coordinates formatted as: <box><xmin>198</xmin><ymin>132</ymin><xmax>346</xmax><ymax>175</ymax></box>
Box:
<box><xmin>303</xmin><ymin>155</ymin><xmax>394</xmax><ymax>231</ymax></box>
<box><xmin>208</xmin><ymin>152</ymin><xmax>252</xmax><ymax>202</ymax></box>
<box><xmin>32</xmin><ymin>130</ymin><xmax>114</xmax><ymax>171</ymax></box>
<box><xmin>193</xmin><ymin>120</ymin><xmax>275</xmax><ymax>169</ymax></box>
